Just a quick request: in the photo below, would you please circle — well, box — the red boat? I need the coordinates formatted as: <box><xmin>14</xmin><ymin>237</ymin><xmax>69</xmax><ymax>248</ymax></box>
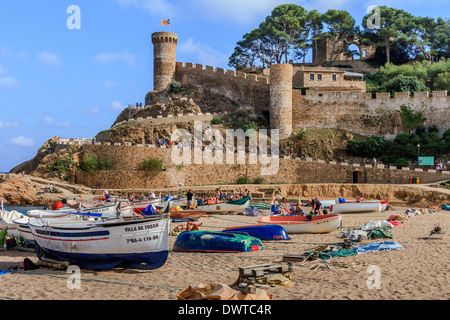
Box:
<box><xmin>170</xmin><ymin>210</ymin><xmax>205</xmax><ymax>220</ymax></box>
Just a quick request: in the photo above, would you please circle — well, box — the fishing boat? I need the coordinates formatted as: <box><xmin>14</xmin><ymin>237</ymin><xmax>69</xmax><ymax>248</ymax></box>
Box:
<box><xmin>66</xmin><ymin>201</ymin><xmax>134</xmax><ymax>217</ymax></box>
<box><xmin>172</xmin><ymin>230</ymin><xmax>263</xmax><ymax>253</ymax></box>
<box><xmin>331</xmin><ymin>201</ymin><xmax>381</xmax><ymax>214</ymax></box>
<box><xmin>257</xmin><ymin>214</ymin><xmax>342</xmax><ymax>234</ymax></box>
<box><xmin>0</xmin><ymin>209</ymin><xmax>27</xmax><ymax>238</ymax></box>
<box><xmin>195</xmin><ymin>196</ymin><xmax>251</xmax><ymax>214</ymax></box>
<box><xmin>223</xmin><ymin>225</ymin><xmax>290</xmax><ymax>240</ymax></box>
<box><xmin>28</xmin><ymin>215</ymin><xmax>170</xmax><ymax>270</ymax></box>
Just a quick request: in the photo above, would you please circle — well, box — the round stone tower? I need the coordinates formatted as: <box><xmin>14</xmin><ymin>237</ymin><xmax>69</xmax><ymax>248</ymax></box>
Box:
<box><xmin>152</xmin><ymin>32</ymin><xmax>178</xmax><ymax>91</ymax></box>
<box><xmin>270</xmin><ymin>64</ymin><xmax>293</xmax><ymax>139</ymax></box>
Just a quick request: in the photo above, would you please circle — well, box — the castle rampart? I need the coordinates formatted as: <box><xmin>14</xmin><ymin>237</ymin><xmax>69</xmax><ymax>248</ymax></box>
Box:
<box><xmin>174</xmin><ymin>62</ymin><xmax>270</xmax><ymax>114</ymax></box>
<box><xmin>293</xmin><ymin>89</ymin><xmax>450</xmax><ymax>138</ymax></box>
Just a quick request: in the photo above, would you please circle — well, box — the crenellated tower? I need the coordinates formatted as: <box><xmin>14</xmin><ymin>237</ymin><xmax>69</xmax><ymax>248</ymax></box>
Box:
<box><xmin>152</xmin><ymin>32</ymin><xmax>178</xmax><ymax>91</ymax></box>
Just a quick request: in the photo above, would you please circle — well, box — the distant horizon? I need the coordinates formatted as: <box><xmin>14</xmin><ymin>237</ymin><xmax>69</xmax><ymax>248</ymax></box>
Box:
<box><xmin>1</xmin><ymin>0</ymin><xmax>448</xmax><ymax>172</ymax></box>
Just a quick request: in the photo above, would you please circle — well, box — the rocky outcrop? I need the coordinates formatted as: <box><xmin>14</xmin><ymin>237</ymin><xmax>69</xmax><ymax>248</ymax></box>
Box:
<box><xmin>9</xmin><ymin>137</ymin><xmax>62</xmax><ymax>175</ymax></box>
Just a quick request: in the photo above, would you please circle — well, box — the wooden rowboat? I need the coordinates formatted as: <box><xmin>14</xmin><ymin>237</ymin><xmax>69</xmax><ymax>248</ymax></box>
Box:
<box><xmin>170</xmin><ymin>210</ymin><xmax>205</xmax><ymax>221</ymax></box>
<box><xmin>172</xmin><ymin>231</ymin><xmax>263</xmax><ymax>253</ymax></box>
<box><xmin>223</xmin><ymin>225</ymin><xmax>290</xmax><ymax>240</ymax></box>
<box><xmin>196</xmin><ymin>197</ymin><xmax>251</xmax><ymax>214</ymax></box>
<box><xmin>257</xmin><ymin>214</ymin><xmax>342</xmax><ymax>234</ymax></box>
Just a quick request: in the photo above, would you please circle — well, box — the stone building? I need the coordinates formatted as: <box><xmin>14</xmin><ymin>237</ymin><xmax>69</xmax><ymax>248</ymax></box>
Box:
<box><xmin>292</xmin><ymin>66</ymin><xmax>366</xmax><ymax>92</ymax></box>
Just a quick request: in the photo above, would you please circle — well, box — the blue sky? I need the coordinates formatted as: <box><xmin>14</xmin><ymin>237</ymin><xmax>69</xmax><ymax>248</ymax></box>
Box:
<box><xmin>0</xmin><ymin>0</ymin><xmax>448</xmax><ymax>172</ymax></box>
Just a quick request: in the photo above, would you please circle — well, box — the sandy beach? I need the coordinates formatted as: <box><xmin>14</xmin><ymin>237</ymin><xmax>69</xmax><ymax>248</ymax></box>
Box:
<box><xmin>0</xmin><ymin>205</ymin><xmax>449</xmax><ymax>301</ymax></box>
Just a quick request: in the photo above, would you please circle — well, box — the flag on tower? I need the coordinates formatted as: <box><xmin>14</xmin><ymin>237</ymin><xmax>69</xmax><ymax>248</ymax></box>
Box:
<box><xmin>161</xmin><ymin>19</ymin><xmax>170</xmax><ymax>26</ymax></box>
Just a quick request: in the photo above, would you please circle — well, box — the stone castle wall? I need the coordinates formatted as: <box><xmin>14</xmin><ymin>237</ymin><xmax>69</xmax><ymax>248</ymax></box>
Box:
<box><xmin>174</xmin><ymin>62</ymin><xmax>270</xmax><ymax>114</ymax></box>
<box><xmin>293</xmin><ymin>89</ymin><xmax>450</xmax><ymax>138</ymax></box>
<box><xmin>74</xmin><ymin>145</ymin><xmax>449</xmax><ymax>190</ymax></box>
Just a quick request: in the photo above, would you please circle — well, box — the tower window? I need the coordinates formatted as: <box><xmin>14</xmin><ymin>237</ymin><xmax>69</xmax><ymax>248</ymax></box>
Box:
<box><xmin>318</xmin><ymin>74</ymin><xmax>322</xmax><ymax>80</ymax></box>
<box><xmin>332</xmin><ymin>74</ymin><xmax>337</xmax><ymax>81</ymax></box>
<box><xmin>310</xmin><ymin>74</ymin><xmax>315</xmax><ymax>80</ymax></box>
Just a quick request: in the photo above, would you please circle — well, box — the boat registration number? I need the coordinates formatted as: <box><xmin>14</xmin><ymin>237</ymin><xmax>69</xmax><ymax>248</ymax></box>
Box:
<box><xmin>126</xmin><ymin>235</ymin><xmax>159</xmax><ymax>244</ymax></box>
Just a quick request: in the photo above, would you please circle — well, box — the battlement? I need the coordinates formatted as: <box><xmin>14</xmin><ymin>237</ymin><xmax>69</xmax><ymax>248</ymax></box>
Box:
<box><xmin>151</xmin><ymin>32</ymin><xmax>178</xmax><ymax>45</ymax></box>
<box><xmin>175</xmin><ymin>62</ymin><xmax>270</xmax><ymax>85</ymax></box>
<box><xmin>301</xmin><ymin>89</ymin><xmax>449</xmax><ymax>102</ymax></box>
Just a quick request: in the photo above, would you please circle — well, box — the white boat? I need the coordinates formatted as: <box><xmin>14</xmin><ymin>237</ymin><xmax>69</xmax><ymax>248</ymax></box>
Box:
<box><xmin>28</xmin><ymin>215</ymin><xmax>171</xmax><ymax>270</ymax></box>
<box><xmin>319</xmin><ymin>200</ymin><xmax>337</xmax><ymax>209</ymax></box>
<box><xmin>196</xmin><ymin>197</ymin><xmax>251</xmax><ymax>214</ymax></box>
<box><xmin>0</xmin><ymin>209</ymin><xmax>27</xmax><ymax>238</ymax></box>
<box><xmin>331</xmin><ymin>201</ymin><xmax>381</xmax><ymax>214</ymax></box>
<box><xmin>257</xmin><ymin>214</ymin><xmax>342</xmax><ymax>234</ymax></box>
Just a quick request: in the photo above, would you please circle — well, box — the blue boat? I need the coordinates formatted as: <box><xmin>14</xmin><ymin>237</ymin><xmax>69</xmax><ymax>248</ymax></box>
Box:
<box><xmin>223</xmin><ymin>225</ymin><xmax>290</xmax><ymax>240</ymax></box>
<box><xmin>173</xmin><ymin>231</ymin><xmax>263</xmax><ymax>253</ymax></box>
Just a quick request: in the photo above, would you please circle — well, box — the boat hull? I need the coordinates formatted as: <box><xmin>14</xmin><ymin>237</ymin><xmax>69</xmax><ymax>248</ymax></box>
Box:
<box><xmin>28</xmin><ymin>217</ymin><xmax>170</xmax><ymax>270</ymax></box>
<box><xmin>170</xmin><ymin>210</ymin><xmax>205</xmax><ymax>220</ymax></box>
<box><xmin>173</xmin><ymin>231</ymin><xmax>263</xmax><ymax>253</ymax></box>
<box><xmin>257</xmin><ymin>214</ymin><xmax>342</xmax><ymax>234</ymax></box>
<box><xmin>332</xmin><ymin>202</ymin><xmax>381</xmax><ymax>214</ymax></box>
<box><xmin>223</xmin><ymin>225</ymin><xmax>290</xmax><ymax>240</ymax></box>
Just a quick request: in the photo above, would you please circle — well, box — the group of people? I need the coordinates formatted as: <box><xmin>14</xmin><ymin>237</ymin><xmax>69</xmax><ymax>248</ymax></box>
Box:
<box><xmin>435</xmin><ymin>161</ymin><xmax>448</xmax><ymax>172</ymax></box>
<box><xmin>184</xmin><ymin>187</ymin><xmax>252</xmax><ymax>208</ymax></box>
<box><xmin>269</xmin><ymin>192</ymin><xmax>326</xmax><ymax>218</ymax></box>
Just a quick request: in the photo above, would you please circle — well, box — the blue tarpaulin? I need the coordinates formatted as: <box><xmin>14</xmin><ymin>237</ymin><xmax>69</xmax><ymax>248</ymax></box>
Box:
<box><xmin>353</xmin><ymin>241</ymin><xmax>403</xmax><ymax>254</ymax></box>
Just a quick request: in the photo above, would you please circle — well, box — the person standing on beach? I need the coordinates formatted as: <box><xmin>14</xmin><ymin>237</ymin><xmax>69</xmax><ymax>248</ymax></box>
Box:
<box><xmin>309</xmin><ymin>198</ymin><xmax>323</xmax><ymax>215</ymax></box>
<box><xmin>186</xmin><ymin>189</ymin><xmax>194</xmax><ymax>209</ymax></box>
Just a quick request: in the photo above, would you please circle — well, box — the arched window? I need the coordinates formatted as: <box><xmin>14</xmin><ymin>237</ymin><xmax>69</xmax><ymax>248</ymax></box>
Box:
<box><xmin>346</xmin><ymin>44</ymin><xmax>361</xmax><ymax>60</ymax></box>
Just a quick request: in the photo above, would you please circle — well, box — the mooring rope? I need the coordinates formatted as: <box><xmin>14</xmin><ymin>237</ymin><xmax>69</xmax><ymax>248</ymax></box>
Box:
<box><xmin>11</xmin><ymin>270</ymin><xmax>183</xmax><ymax>291</ymax></box>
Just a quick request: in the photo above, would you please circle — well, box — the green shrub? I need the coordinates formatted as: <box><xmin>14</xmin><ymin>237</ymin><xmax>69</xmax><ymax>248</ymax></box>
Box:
<box><xmin>168</xmin><ymin>81</ymin><xmax>182</xmax><ymax>93</ymax></box>
<box><xmin>237</xmin><ymin>176</ymin><xmax>250</xmax><ymax>184</ymax></box>
<box><xmin>240</xmin><ymin>121</ymin><xmax>258</xmax><ymax>132</ymax></box>
<box><xmin>212</xmin><ymin>117</ymin><xmax>222</xmax><ymax>125</ymax></box>
<box><xmin>253</xmin><ymin>177</ymin><xmax>265</xmax><ymax>184</ymax></box>
<box><xmin>50</xmin><ymin>156</ymin><xmax>76</xmax><ymax>178</ymax></box>
<box><xmin>141</xmin><ymin>157</ymin><xmax>163</xmax><ymax>175</ymax></box>
<box><xmin>80</xmin><ymin>153</ymin><xmax>112</xmax><ymax>174</ymax></box>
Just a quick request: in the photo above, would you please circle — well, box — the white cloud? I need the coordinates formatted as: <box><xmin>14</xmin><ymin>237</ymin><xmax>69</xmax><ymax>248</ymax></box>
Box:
<box><xmin>0</xmin><ymin>120</ymin><xmax>20</xmax><ymax>129</ymax></box>
<box><xmin>0</xmin><ymin>76</ymin><xmax>19</xmax><ymax>88</ymax></box>
<box><xmin>36</xmin><ymin>52</ymin><xmax>62</xmax><ymax>67</ymax></box>
<box><xmin>178</xmin><ymin>38</ymin><xmax>229</xmax><ymax>67</ymax></box>
<box><xmin>95</xmin><ymin>51</ymin><xmax>136</xmax><ymax>66</ymax></box>
<box><xmin>109</xmin><ymin>101</ymin><xmax>125</xmax><ymax>111</ymax></box>
<box><xmin>41</xmin><ymin>117</ymin><xmax>71</xmax><ymax>128</ymax></box>
<box><xmin>8</xmin><ymin>136</ymin><xmax>35</xmax><ymax>147</ymax></box>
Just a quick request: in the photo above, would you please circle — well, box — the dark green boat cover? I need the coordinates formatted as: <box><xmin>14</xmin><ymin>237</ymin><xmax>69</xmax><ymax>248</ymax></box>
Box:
<box><xmin>226</xmin><ymin>196</ymin><xmax>251</xmax><ymax>205</ymax></box>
